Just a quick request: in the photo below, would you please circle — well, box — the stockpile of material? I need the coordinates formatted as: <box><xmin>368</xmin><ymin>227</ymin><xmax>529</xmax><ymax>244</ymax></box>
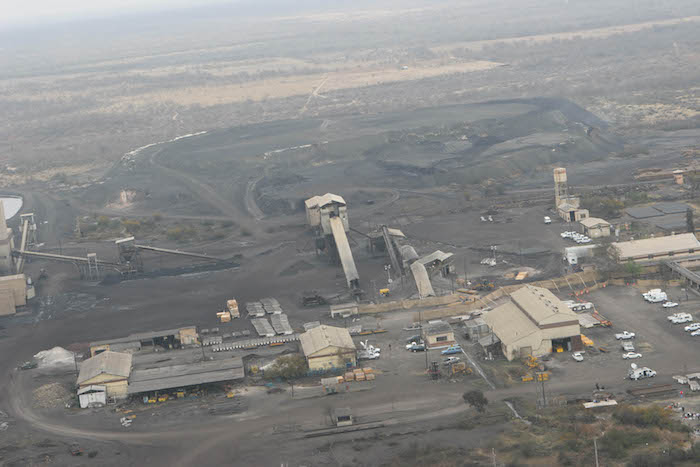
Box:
<box><xmin>33</xmin><ymin>347</ymin><xmax>75</xmax><ymax>369</ymax></box>
<box><xmin>342</xmin><ymin>368</ymin><xmax>375</xmax><ymax>383</ymax></box>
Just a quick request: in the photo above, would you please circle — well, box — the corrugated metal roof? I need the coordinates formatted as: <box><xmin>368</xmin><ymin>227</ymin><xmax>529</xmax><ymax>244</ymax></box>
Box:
<box><xmin>613</xmin><ymin>233</ymin><xmax>700</xmax><ymax>259</ymax></box>
<box><xmin>127</xmin><ymin>357</ymin><xmax>244</xmax><ymax>394</ymax></box>
<box><xmin>482</xmin><ymin>302</ymin><xmax>541</xmax><ymax>346</ymax></box>
<box><xmin>510</xmin><ymin>286</ymin><xmax>577</xmax><ymax>326</ymax></box>
<box><xmin>77</xmin><ymin>385</ymin><xmax>106</xmax><ymax>395</ymax></box>
<box><xmin>78</xmin><ymin>351</ymin><xmax>132</xmax><ymax>385</ymax></box>
<box><xmin>580</xmin><ymin>217</ymin><xmax>610</xmax><ymax>228</ymax></box>
<box><xmin>410</xmin><ymin>261</ymin><xmax>435</xmax><ymax>297</ymax></box>
<box><xmin>416</xmin><ymin>250</ymin><xmax>454</xmax><ymax>266</ymax></box>
<box><xmin>626</xmin><ymin>206</ymin><xmax>664</xmax><ymax>219</ymax></box>
<box><xmin>299</xmin><ymin>325</ymin><xmax>355</xmax><ymax>356</ymax></box>
<box><xmin>317</xmin><ymin>193</ymin><xmax>346</xmax><ymax>207</ymax></box>
<box><xmin>90</xmin><ymin>327</ymin><xmax>196</xmax><ymax>347</ymax></box>
<box><xmin>423</xmin><ymin>321</ymin><xmax>452</xmax><ymax>335</ymax></box>
<box><xmin>304</xmin><ymin>195</ymin><xmax>321</xmax><ymax>208</ymax></box>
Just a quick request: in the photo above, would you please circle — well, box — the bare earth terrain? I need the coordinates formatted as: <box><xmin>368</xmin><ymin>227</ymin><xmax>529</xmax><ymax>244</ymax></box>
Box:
<box><xmin>0</xmin><ymin>0</ymin><xmax>699</xmax><ymax>465</ymax></box>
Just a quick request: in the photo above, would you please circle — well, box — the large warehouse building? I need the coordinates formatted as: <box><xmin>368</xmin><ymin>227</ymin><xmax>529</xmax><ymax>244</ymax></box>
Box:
<box><xmin>611</xmin><ymin>233</ymin><xmax>700</xmax><ymax>263</ymax></box>
<box><xmin>300</xmin><ymin>325</ymin><xmax>356</xmax><ymax>371</ymax></box>
<box><xmin>483</xmin><ymin>285</ymin><xmax>582</xmax><ymax>361</ymax></box>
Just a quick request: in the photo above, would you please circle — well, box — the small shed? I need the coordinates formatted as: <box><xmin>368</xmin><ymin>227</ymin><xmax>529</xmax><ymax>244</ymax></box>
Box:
<box><xmin>422</xmin><ymin>320</ymin><xmax>455</xmax><ymax>348</ymax></box>
<box><xmin>579</xmin><ymin>217</ymin><xmax>611</xmax><ymax>238</ymax></box>
<box><xmin>78</xmin><ymin>385</ymin><xmax>106</xmax><ymax>408</ymax></box>
<box><xmin>331</xmin><ymin>407</ymin><xmax>353</xmax><ymax>427</ymax></box>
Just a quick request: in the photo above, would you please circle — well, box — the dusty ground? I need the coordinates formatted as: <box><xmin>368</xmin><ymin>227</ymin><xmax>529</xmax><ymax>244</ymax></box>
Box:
<box><xmin>0</xmin><ymin>1</ymin><xmax>699</xmax><ymax>465</ymax></box>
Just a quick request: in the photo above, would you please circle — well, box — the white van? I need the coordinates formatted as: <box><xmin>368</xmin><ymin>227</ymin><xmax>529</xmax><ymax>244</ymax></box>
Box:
<box><xmin>544</xmin><ymin>216</ymin><xmax>552</xmax><ymax>224</ymax></box>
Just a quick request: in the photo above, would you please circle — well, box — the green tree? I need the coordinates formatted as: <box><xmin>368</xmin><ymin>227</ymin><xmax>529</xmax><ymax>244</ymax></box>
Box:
<box><xmin>264</xmin><ymin>354</ymin><xmax>308</xmax><ymax>380</ymax></box>
<box><xmin>462</xmin><ymin>389</ymin><xmax>488</xmax><ymax>413</ymax></box>
<box><xmin>687</xmin><ymin>208</ymin><xmax>695</xmax><ymax>233</ymax></box>
<box><xmin>623</xmin><ymin>260</ymin><xmax>642</xmax><ymax>277</ymax></box>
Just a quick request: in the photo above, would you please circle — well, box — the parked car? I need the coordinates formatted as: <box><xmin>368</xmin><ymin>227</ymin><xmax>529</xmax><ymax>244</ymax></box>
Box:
<box><xmin>406</xmin><ymin>334</ymin><xmax>422</xmax><ymax>344</ymax></box>
<box><xmin>622</xmin><ymin>352</ymin><xmax>642</xmax><ymax>359</ymax></box>
<box><xmin>615</xmin><ymin>331</ymin><xmax>636</xmax><ymax>340</ymax></box>
<box><xmin>691</xmin><ymin>330</ymin><xmax>700</xmax><ymax>337</ymax></box>
<box><xmin>629</xmin><ymin>366</ymin><xmax>656</xmax><ymax>380</ymax></box>
<box><xmin>622</xmin><ymin>342</ymin><xmax>635</xmax><ymax>352</ymax></box>
<box><xmin>441</xmin><ymin>345</ymin><xmax>462</xmax><ymax>355</ymax></box>
<box><xmin>684</xmin><ymin>323</ymin><xmax>700</xmax><ymax>332</ymax></box>
<box><xmin>667</xmin><ymin>313</ymin><xmax>691</xmax><ymax>321</ymax></box>
<box><xmin>544</xmin><ymin>216</ymin><xmax>552</xmax><ymax>224</ymax></box>
<box><xmin>443</xmin><ymin>356</ymin><xmax>461</xmax><ymax>365</ymax></box>
<box><xmin>572</xmin><ymin>352</ymin><xmax>584</xmax><ymax>362</ymax></box>
<box><xmin>671</xmin><ymin>315</ymin><xmax>693</xmax><ymax>324</ymax></box>
<box><xmin>407</xmin><ymin>343</ymin><xmax>426</xmax><ymax>352</ymax></box>
<box><xmin>662</xmin><ymin>302</ymin><xmax>679</xmax><ymax>308</ymax></box>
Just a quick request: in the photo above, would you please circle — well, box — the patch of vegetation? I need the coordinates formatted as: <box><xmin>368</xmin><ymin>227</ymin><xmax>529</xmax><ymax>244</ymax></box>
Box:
<box><xmin>462</xmin><ymin>389</ymin><xmax>488</xmax><ymax>413</ymax></box>
<box><xmin>581</xmin><ymin>195</ymin><xmax>625</xmax><ymax>218</ymax></box>
<box><xmin>263</xmin><ymin>354</ymin><xmax>307</xmax><ymax>380</ymax></box>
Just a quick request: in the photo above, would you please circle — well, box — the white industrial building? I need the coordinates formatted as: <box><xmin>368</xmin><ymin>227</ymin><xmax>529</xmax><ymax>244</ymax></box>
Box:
<box><xmin>612</xmin><ymin>233</ymin><xmax>700</xmax><ymax>262</ymax></box>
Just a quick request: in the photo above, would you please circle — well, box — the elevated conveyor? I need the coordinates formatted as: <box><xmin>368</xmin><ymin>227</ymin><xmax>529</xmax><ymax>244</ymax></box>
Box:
<box><xmin>135</xmin><ymin>244</ymin><xmax>228</xmax><ymax>262</ymax></box>
<box><xmin>410</xmin><ymin>261</ymin><xmax>435</xmax><ymax>298</ymax></box>
<box><xmin>330</xmin><ymin>216</ymin><xmax>359</xmax><ymax>289</ymax></box>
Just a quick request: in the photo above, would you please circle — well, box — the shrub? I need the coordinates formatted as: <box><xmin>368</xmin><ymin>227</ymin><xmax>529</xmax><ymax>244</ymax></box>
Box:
<box><xmin>264</xmin><ymin>354</ymin><xmax>307</xmax><ymax>380</ymax></box>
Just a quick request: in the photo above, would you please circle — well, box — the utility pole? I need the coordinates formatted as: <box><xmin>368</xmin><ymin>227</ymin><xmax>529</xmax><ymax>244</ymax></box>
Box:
<box><xmin>492</xmin><ymin>448</ymin><xmax>497</xmax><ymax>467</ymax></box>
<box><xmin>594</xmin><ymin>438</ymin><xmax>599</xmax><ymax>467</ymax></box>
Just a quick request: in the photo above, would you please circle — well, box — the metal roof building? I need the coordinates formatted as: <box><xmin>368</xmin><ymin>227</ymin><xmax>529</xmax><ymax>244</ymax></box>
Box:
<box><xmin>482</xmin><ymin>286</ymin><xmax>581</xmax><ymax>361</ymax></box>
<box><xmin>299</xmin><ymin>325</ymin><xmax>356</xmax><ymax>371</ymax></box>
<box><xmin>77</xmin><ymin>351</ymin><xmax>132</xmax><ymax>399</ymax></box>
<box><xmin>127</xmin><ymin>357</ymin><xmax>244</xmax><ymax>395</ymax></box>
<box><xmin>612</xmin><ymin>233</ymin><xmax>700</xmax><ymax>262</ymax></box>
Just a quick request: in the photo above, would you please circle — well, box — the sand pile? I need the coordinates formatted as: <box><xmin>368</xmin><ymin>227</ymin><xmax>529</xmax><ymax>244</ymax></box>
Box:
<box><xmin>33</xmin><ymin>347</ymin><xmax>75</xmax><ymax>369</ymax></box>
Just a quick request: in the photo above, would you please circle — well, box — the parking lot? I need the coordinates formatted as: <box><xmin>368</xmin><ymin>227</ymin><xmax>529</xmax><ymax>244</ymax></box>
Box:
<box><xmin>539</xmin><ymin>285</ymin><xmax>700</xmax><ymax>393</ymax></box>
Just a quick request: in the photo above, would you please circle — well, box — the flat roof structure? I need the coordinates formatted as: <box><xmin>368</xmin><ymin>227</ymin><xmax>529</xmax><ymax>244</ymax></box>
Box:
<box><xmin>90</xmin><ymin>326</ymin><xmax>197</xmax><ymax>347</ymax></box>
<box><xmin>127</xmin><ymin>357</ymin><xmax>244</xmax><ymax>394</ymax></box>
<box><xmin>612</xmin><ymin>233</ymin><xmax>700</xmax><ymax>261</ymax></box>
<box><xmin>423</xmin><ymin>321</ymin><xmax>453</xmax><ymax>336</ymax></box>
<box><xmin>653</xmin><ymin>202</ymin><xmax>689</xmax><ymax>214</ymax></box>
<box><xmin>626</xmin><ymin>206</ymin><xmax>665</xmax><ymax>219</ymax></box>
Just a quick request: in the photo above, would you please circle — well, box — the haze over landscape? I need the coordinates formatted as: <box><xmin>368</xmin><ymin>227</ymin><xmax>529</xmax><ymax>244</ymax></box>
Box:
<box><xmin>0</xmin><ymin>1</ymin><xmax>699</xmax><ymax>466</ymax></box>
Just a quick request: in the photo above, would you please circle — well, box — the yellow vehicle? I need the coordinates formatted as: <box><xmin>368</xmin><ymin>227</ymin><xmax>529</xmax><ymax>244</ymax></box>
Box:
<box><xmin>536</xmin><ymin>372</ymin><xmax>550</xmax><ymax>382</ymax></box>
<box><xmin>379</xmin><ymin>288</ymin><xmax>390</xmax><ymax>297</ymax></box>
<box><xmin>524</xmin><ymin>354</ymin><xmax>538</xmax><ymax>369</ymax></box>
<box><xmin>226</xmin><ymin>391</ymin><xmax>236</xmax><ymax>398</ymax></box>
<box><xmin>147</xmin><ymin>397</ymin><xmax>156</xmax><ymax>404</ymax></box>
<box><xmin>157</xmin><ymin>394</ymin><xmax>169</xmax><ymax>402</ymax></box>
<box><xmin>450</xmin><ymin>362</ymin><xmax>473</xmax><ymax>376</ymax></box>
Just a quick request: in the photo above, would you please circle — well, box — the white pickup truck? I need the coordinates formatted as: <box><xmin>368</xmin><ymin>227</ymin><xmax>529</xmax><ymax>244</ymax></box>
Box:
<box><xmin>615</xmin><ymin>331</ymin><xmax>636</xmax><ymax>340</ymax></box>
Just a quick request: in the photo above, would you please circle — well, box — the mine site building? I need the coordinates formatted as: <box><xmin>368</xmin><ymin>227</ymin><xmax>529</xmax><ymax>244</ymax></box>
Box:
<box><xmin>579</xmin><ymin>217</ymin><xmax>611</xmax><ymax>238</ymax></box>
<box><xmin>127</xmin><ymin>357</ymin><xmax>244</xmax><ymax>397</ymax></box>
<box><xmin>77</xmin><ymin>351</ymin><xmax>132</xmax><ymax>400</ymax></box>
<box><xmin>89</xmin><ymin>326</ymin><xmax>199</xmax><ymax>356</ymax></box>
<box><xmin>332</xmin><ymin>408</ymin><xmax>353</xmax><ymax>427</ymax></box>
<box><xmin>422</xmin><ymin>320</ymin><xmax>456</xmax><ymax>348</ymax></box>
<box><xmin>0</xmin><ymin>273</ymin><xmax>28</xmax><ymax>316</ymax></box>
<box><xmin>611</xmin><ymin>233</ymin><xmax>700</xmax><ymax>263</ymax></box>
<box><xmin>483</xmin><ymin>285</ymin><xmax>581</xmax><ymax>361</ymax></box>
<box><xmin>300</xmin><ymin>325</ymin><xmax>356</xmax><ymax>371</ymax></box>
<box><xmin>78</xmin><ymin>385</ymin><xmax>106</xmax><ymax>408</ymax></box>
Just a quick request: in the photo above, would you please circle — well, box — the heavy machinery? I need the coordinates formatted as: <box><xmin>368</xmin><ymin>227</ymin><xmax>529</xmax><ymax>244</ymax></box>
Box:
<box><xmin>473</xmin><ymin>281</ymin><xmax>495</xmax><ymax>292</ymax></box>
<box><xmin>449</xmin><ymin>362</ymin><xmax>472</xmax><ymax>376</ymax></box>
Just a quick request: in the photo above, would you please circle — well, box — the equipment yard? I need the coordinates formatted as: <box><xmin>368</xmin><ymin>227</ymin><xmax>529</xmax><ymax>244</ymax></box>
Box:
<box><xmin>1</xmin><ymin>1</ymin><xmax>700</xmax><ymax>466</ymax></box>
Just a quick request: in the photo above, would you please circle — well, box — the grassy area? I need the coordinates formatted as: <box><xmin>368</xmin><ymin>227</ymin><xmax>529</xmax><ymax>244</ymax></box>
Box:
<box><xmin>480</xmin><ymin>404</ymin><xmax>699</xmax><ymax>466</ymax></box>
